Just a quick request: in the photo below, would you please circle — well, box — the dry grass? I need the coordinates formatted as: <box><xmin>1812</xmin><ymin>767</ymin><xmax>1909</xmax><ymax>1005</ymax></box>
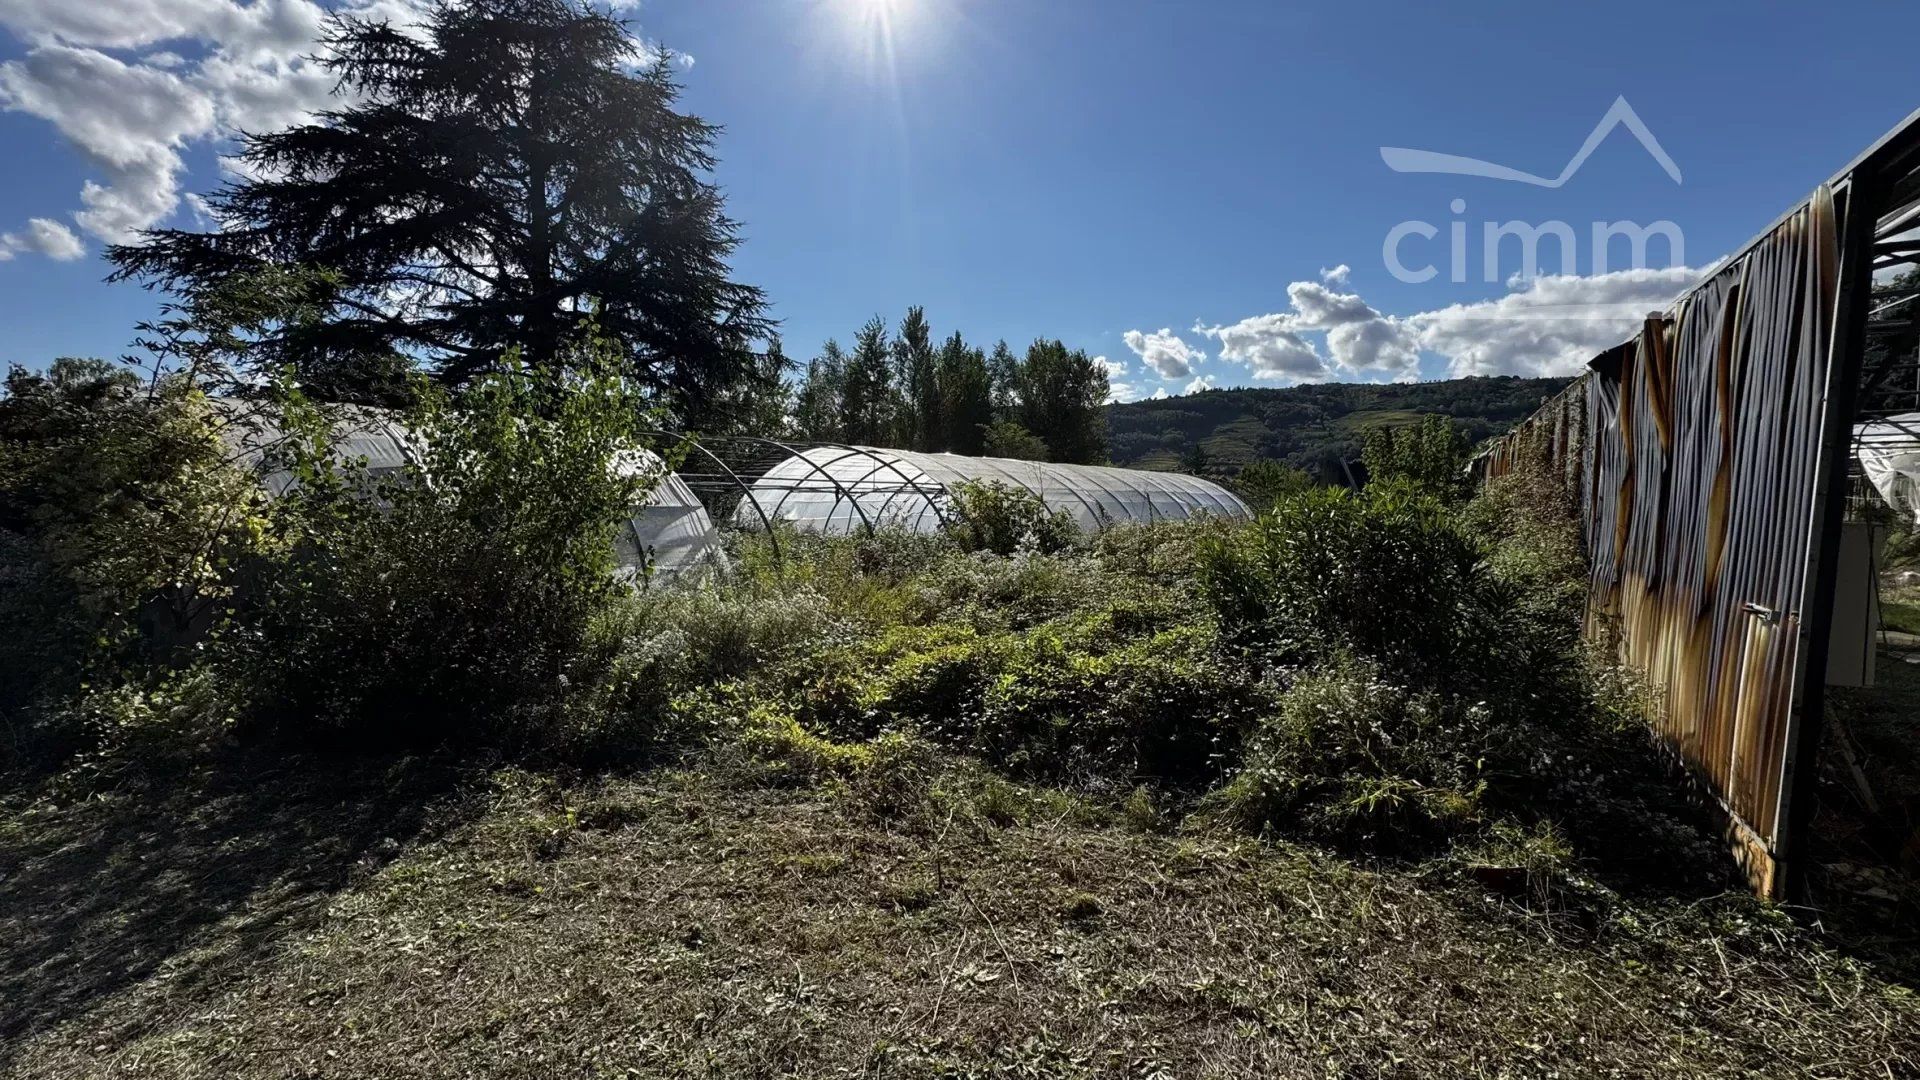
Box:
<box><xmin>1</xmin><ymin>751</ymin><xmax>1916</xmax><ymax>1079</ymax></box>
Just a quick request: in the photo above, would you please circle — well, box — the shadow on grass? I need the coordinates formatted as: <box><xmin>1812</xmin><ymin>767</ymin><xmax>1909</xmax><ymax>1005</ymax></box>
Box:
<box><xmin>0</xmin><ymin>745</ymin><xmax>472</xmax><ymax>1066</ymax></box>
<box><xmin>1806</xmin><ymin>647</ymin><xmax>1920</xmax><ymax>984</ymax></box>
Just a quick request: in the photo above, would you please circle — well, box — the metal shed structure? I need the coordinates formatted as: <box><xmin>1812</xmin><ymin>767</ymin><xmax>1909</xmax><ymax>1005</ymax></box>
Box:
<box><xmin>1474</xmin><ymin>108</ymin><xmax>1920</xmax><ymax>898</ymax></box>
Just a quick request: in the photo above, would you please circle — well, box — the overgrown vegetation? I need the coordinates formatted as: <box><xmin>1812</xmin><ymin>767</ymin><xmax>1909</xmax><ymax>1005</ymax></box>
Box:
<box><xmin>227</xmin><ymin>345</ymin><xmax>661</xmax><ymax>752</ymax></box>
<box><xmin>3</xmin><ymin>369</ymin><xmax>1915</xmax><ymax>1072</ymax></box>
<box><xmin>6</xmin><ymin>0</ymin><xmax>1911</xmax><ymax>1068</ymax></box>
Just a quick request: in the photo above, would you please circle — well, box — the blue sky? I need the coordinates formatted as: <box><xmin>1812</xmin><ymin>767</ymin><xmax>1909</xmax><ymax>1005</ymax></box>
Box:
<box><xmin>3</xmin><ymin>0</ymin><xmax>1918</xmax><ymax>398</ymax></box>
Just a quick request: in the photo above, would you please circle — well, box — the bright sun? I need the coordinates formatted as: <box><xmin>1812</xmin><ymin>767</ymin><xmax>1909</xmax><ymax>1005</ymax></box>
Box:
<box><xmin>841</xmin><ymin>0</ymin><xmax>909</xmax><ymax>19</ymax></box>
<box><xmin>834</xmin><ymin>0</ymin><xmax>915</xmax><ymax>37</ymax></box>
<box><xmin>819</xmin><ymin>0</ymin><xmax>925</xmax><ymax>80</ymax></box>
<box><xmin>811</xmin><ymin>0</ymin><xmax>958</xmax><ymax>91</ymax></box>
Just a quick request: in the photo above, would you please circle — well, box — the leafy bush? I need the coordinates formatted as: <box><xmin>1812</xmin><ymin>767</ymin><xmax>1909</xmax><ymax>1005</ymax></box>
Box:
<box><xmin>779</xmin><ymin>609</ymin><xmax>1262</xmax><ymax>790</ymax></box>
<box><xmin>1231</xmin><ymin>458</ymin><xmax>1315</xmax><ymax>510</ymax></box>
<box><xmin>0</xmin><ymin>361</ymin><xmax>269</xmax><ymax>761</ymax></box>
<box><xmin>947</xmin><ymin>479</ymin><xmax>1080</xmax><ymax>556</ymax></box>
<box><xmin>980</xmin><ymin>418</ymin><xmax>1050</xmax><ymax>462</ymax></box>
<box><xmin>1089</xmin><ymin>518</ymin><xmax>1217</xmax><ymax>584</ymax></box>
<box><xmin>1216</xmin><ymin>658</ymin><xmax>1490</xmax><ymax>849</ymax></box>
<box><xmin>225</xmin><ymin>345</ymin><xmax>659</xmax><ymax>751</ymax></box>
<box><xmin>1196</xmin><ymin>482</ymin><xmax>1493</xmax><ymax>686</ymax></box>
<box><xmin>1464</xmin><ymin>461</ymin><xmax>1585</xmax><ymax>602</ymax></box>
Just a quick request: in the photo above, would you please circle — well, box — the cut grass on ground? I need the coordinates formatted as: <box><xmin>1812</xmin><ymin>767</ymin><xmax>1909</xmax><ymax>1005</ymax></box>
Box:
<box><xmin>2</xmin><ymin>751</ymin><xmax>1916</xmax><ymax>1079</ymax></box>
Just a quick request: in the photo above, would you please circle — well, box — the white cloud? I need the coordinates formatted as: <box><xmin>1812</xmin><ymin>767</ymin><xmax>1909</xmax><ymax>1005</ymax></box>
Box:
<box><xmin>0</xmin><ymin>217</ymin><xmax>85</xmax><ymax>260</ymax></box>
<box><xmin>1095</xmin><ymin>355</ymin><xmax>1141</xmax><ymax>403</ymax></box>
<box><xmin>0</xmin><ymin>0</ymin><xmax>561</xmax><ymax>255</ymax></box>
<box><xmin>0</xmin><ymin>43</ymin><xmax>216</xmax><ymax>244</ymax></box>
<box><xmin>0</xmin><ymin>45</ymin><xmax>214</xmax><ymax>171</ymax></box>
<box><xmin>1168</xmin><ymin>262</ymin><xmax>1703</xmax><ymax>388</ymax></box>
<box><xmin>1122</xmin><ymin>327</ymin><xmax>1204</xmax><ymax>379</ymax></box>
<box><xmin>1319</xmin><ymin>263</ymin><xmax>1351</xmax><ymax>287</ymax></box>
<box><xmin>1197</xmin><ymin>277</ymin><xmax>1420</xmax><ymax>384</ymax></box>
<box><xmin>1196</xmin><ymin>313</ymin><xmax>1324</xmax><ymax>381</ymax></box>
<box><xmin>1409</xmin><ymin>266</ymin><xmax>1703</xmax><ymax>377</ymax></box>
<box><xmin>0</xmin><ymin>0</ymin><xmax>240</xmax><ymax>50</ymax></box>
<box><xmin>1185</xmin><ymin>373</ymin><xmax>1217</xmax><ymax>394</ymax></box>
<box><xmin>1195</xmin><ymin>281</ymin><xmax>1416</xmax><ymax>384</ymax></box>
<box><xmin>1148</xmin><ymin>387</ymin><xmax>1169</xmax><ymax>401</ymax></box>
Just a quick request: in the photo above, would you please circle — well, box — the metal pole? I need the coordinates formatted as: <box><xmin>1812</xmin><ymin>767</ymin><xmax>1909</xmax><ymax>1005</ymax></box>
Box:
<box><xmin>1778</xmin><ymin>169</ymin><xmax>1877</xmax><ymax>902</ymax></box>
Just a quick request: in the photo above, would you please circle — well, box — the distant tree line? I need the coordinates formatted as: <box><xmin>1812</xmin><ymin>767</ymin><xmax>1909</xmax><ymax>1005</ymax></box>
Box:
<box><xmin>1107</xmin><ymin>375</ymin><xmax>1570</xmax><ymax>479</ymax></box>
<box><xmin>787</xmin><ymin>307</ymin><xmax>1109</xmax><ymax>465</ymax></box>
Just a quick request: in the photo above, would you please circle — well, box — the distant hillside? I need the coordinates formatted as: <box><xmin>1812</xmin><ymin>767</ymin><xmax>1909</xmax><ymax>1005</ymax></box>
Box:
<box><xmin>1106</xmin><ymin>375</ymin><xmax>1572</xmax><ymax>478</ymax></box>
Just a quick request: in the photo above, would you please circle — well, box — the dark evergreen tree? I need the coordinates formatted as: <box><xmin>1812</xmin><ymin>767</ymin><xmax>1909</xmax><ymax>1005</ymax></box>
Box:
<box><xmin>987</xmin><ymin>340</ymin><xmax>1020</xmax><ymax>410</ymax></box>
<box><xmin>793</xmin><ymin>339</ymin><xmax>848</xmax><ymax>443</ymax></box>
<box><xmin>706</xmin><ymin>337</ymin><xmax>792</xmax><ymax>436</ymax></box>
<box><xmin>935</xmin><ymin>331</ymin><xmax>993</xmax><ymax>456</ymax></box>
<box><xmin>894</xmin><ymin>306</ymin><xmax>941</xmax><ymax>451</ymax></box>
<box><xmin>842</xmin><ymin>316</ymin><xmax>898</xmax><ymax>446</ymax></box>
<box><xmin>1180</xmin><ymin>441</ymin><xmax>1214</xmax><ymax>477</ymax></box>
<box><xmin>107</xmin><ymin>0</ymin><xmax>768</xmax><ymax>417</ymax></box>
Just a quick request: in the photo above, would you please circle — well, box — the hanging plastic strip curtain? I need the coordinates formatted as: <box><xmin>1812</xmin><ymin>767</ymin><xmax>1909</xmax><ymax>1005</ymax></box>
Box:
<box><xmin>1855</xmin><ymin>412</ymin><xmax>1920</xmax><ymax>522</ymax></box>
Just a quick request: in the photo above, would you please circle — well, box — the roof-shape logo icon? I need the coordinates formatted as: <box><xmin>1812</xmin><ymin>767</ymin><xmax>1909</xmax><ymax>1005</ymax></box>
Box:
<box><xmin>1379</xmin><ymin>96</ymin><xmax>1682</xmax><ymax>188</ymax></box>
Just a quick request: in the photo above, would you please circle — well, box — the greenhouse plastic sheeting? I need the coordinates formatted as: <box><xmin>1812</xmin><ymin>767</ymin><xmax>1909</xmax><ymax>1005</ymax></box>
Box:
<box><xmin>214</xmin><ymin>401</ymin><xmax>724</xmax><ymax>579</ymax></box>
<box><xmin>734</xmin><ymin>446</ymin><xmax>1253</xmax><ymax>535</ymax></box>
<box><xmin>1856</xmin><ymin>412</ymin><xmax>1920</xmax><ymax>524</ymax></box>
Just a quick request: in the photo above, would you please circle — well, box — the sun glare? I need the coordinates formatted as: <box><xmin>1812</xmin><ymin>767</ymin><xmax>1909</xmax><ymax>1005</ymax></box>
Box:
<box><xmin>822</xmin><ymin>0</ymin><xmax>926</xmax><ymax>69</ymax></box>
<box><xmin>839</xmin><ymin>0</ymin><xmax>910</xmax><ymax>24</ymax></box>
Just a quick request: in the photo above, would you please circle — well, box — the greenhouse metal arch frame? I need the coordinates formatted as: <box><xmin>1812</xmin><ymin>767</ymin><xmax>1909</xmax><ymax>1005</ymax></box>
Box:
<box><xmin>647</xmin><ymin>433</ymin><xmax>1254</xmax><ymax>554</ymax></box>
<box><xmin>644</xmin><ymin>433</ymin><xmax>964</xmax><ymax>559</ymax></box>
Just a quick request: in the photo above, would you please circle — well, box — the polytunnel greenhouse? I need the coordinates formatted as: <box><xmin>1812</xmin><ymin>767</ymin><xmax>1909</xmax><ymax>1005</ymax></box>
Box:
<box><xmin>729</xmin><ymin>445</ymin><xmax>1252</xmax><ymax>535</ymax></box>
<box><xmin>213</xmin><ymin>401</ymin><xmax>726</xmax><ymax>579</ymax></box>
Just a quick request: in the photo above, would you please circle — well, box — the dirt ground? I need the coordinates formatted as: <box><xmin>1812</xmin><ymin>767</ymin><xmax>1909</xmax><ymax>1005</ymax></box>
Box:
<box><xmin>2</xmin><ymin>752</ymin><xmax>1916</xmax><ymax>1079</ymax></box>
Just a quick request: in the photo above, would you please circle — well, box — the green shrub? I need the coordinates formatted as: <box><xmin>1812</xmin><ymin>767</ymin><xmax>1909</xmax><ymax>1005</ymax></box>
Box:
<box><xmin>1215</xmin><ymin>658</ymin><xmax>1492</xmax><ymax>850</ymax></box>
<box><xmin>948</xmin><ymin>479</ymin><xmax>1080</xmax><ymax>556</ymax></box>
<box><xmin>1196</xmin><ymin>482</ymin><xmax>1492</xmax><ymax>686</ymax></box>
<box><xmin>0</xmin><ymin>361</ymin><xmax>269</xmax><ymax>761</ymax></box>
<box><xmin>912</xmin><ymin>551</ymin><xmax>1130</xmax><ymax>632</ymax></box>
<box><xmin>1231</xmin><ymin>458</ymin><xmax>1315</xmax><ymax>510</ymax></box>
<box><xmin>1464</xmin><ymin>461</ymin><xmax>1586</xmax><ymax>606</ymax></box>
<box><xmin>1089</xmin><ymin>518</ymin><xmax>1217</xmax><ymax>584</ymax></box>
<box><xmin>226</xmin><ymin>343</ymin><xmax>659</xmax><ymax>751</ymax></box>
<box><xmin>1361</xmin><ymin>414</ymin><xmax>1472</xmax><ymax>503</ymax></box>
